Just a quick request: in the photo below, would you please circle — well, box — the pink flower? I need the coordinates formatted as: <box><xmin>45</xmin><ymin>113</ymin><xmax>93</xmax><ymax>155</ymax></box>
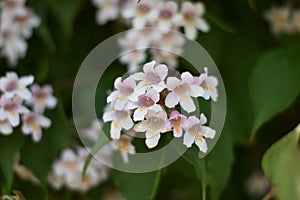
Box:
<box><xmin>132</xmin><ymin>0</ymin><xmax>158</xmax><ymax>28</ymax></box>
<box><xmin>0</xmin><ymin>115</ymin><xmax>13</xmax><ymax>135</ymax></box>
<box><xmin>157</xmin><ymin>1</ymin><xmax>178</xmax><ymax>30</ymax></box>
<box><xmin>166</xmin><ymin>110</ymin><xmax>188</xmax><ymax>137</ymax></box>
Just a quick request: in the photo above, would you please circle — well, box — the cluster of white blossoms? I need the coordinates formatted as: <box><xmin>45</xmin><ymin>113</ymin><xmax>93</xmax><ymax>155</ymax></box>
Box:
<box><xmin>92</xmin><ymin>0</ymin><xmax>210</xmax><ymax>71</ymax></box>
<box><xmin>0</xmin><ymin>72</ymin><xmax>57</xmax><ymax>142</ymax></box>
<box><xmin>0</xmin><ymin>0</ymin><xmax>40</xmax><ymax>66</ymax></box>
<box><xmin>103</xmin><ymin>60</ymin><xmax>218</xmax><ymax>154</ymax></box>
<box><xmin>264</xmin><ymin>5</ymin><xmax>300</xmax><ymax>36</ymax></box>
<box><xmin>48</xmin><ymin>146</ymin><xmax>111</xmax><ymax>193</ymax></box>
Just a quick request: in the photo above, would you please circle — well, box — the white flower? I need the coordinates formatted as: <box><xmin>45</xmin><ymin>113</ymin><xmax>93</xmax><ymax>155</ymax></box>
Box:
<box><xmin>130</xmin><ymin>88</ymin><xmax>162</xmax><ymax>121</ymax></box>
<box><xmin>132</xmin><ymin>0</ymin><xmax>158</xmax><ymax>28</ymax></box>
<box><xmin>134</xmin><ymin>109</ymin><xmax>168</xmax><ymax>148</ymax></box>
<box><xmin>118</xmin><ymin>35</ymin><xmax>146</xmax><ymax>71</ymax></box>
<box><xmin>132</xmin><ymin>60</ymin><xmax>168</xmax><ymax>93</ymax></box>
<box><xmin>21</xmin><ymin>112</ymin><xmax>51</xmax><ymax>142</ymax></box>
<box><xmin>166</xmin><ymin>110</ymin><xmax>188</xmax><ymax>137</ymax></box>
<box><xmin>0</xmin><ymin>96</ymin><xmax>28</xmax><ymax>126</ymax></box>
<box><xmin>103</xmin><ymin>107</ymin><xmax>134</xmax><ymax>139</ymax></box>
<box><xmin>48</xmin><ymin>146</ymin><xmax>109</xmax><ymax>192</ymax></box>
<box><xmin>165</xmin><ymin>72</ymin><xmax>203</xmax><ymax>113</ymax></box>
<box><xmin>183</xmin><ymin>114</ymin><xmax>215</xmax><ymax>153</ymax></box>
<box><xmin>174</xmin><ymin>2</ymin><xmax>210</xmax><ymax>39</ymax></box>
<box><xmin>28</xmin><ymin>84</ymin><xmax>57</xmax><ymax>113</ymax></box>
<box><xmin>120</xmin><ymin>0</ymin><xmax>137</xmax><ymax>19</ymax></box>
<box><xmin>14</xmin><ymin>8</ymin><xmax>41</xmax><ymax>38</ymax></box>
<box><xmin>93</xmin><ymin>0</ymin><xmax>119</xmax><ymax>25</ymax></box>
<box><xmin>0</xmin><ymin>71</ymin><xmax>33</xmax><ymax>100</ymax></box>
<box><xmin>107</xmin><ymin>76</ymin><xmax>142</xmax><ymax>110</ymax></box>
<box><xmin>156</xmin><ymin>1</ymin><xmax>178</xmax><ymax>30</ymax></box>
<box><xmin>112</xmin><ymin>133</ymin><xmax>136</xmax><ymax>163</ymax></box>
<box><xmin>0</xmin><ymin>25</ymin><xmax>28</xmax><ymax>66</ymax></box>
<box><xmin>264</xmin><ymin>6</ymin><xmax>292</xmax><ymax>35</ymax></box>
<box><xmin>195</xmin><ymin>67</ymin><xmax>218</xmax><ymax>101</ymax></box>
<box><xmin>81</xmin><ymin>119</ymin><xmax>102</xmax><ymax>143</ymax></box>
<box><xmin>0</xmin><ymin>114</ymin><xmax>13</xmax><ymax>135</ymax></box>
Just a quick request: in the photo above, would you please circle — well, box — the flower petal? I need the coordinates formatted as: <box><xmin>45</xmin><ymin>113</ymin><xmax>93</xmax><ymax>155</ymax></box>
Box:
<box><xmin>179</xmin><ymin>96</ymin><xmax>196</xmax><ymax>113</ymax></box>
<box><xmin>183</xmin><ymin>132</ymin><xmax>195</xmax><ymax>148</ymax></box>
<box><xmin>165</xmin><ymin>92</ymin><xmax>179</xmax><ymax>108</ymax></box>
<box><xmin>195</xmin><ymin>138</ymin><xmax>208</xmax><ymax>153</ymax></box>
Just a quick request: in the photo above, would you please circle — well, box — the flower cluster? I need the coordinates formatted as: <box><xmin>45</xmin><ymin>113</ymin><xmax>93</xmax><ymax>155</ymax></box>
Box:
<box><xmin>48</xmin><ymin>146</ymin><xmax>111</xmax><ymax>192</ymax></box>
<box><xmin>92</xmin><ymin>0</ymin><xmax>210</xmax><ymax>71</ymax></box>
<box><xmin>0</xmin><ymin>0</ymin><xmax>40</xmax><ymax>66</ymax></box>
<box><xmin>103</xmin><ymin>61</ymin><xmax>218</xmax><ymax>154</ymax></box>
<box><xmin>264</xmin><ymin>5</ymin><xmax>300</xmax><ymax>36</ymax></box>
<box><xmin>0</xmin><ymin>72</ymin><xmax>57</xmax><ymax>142</ymax></box>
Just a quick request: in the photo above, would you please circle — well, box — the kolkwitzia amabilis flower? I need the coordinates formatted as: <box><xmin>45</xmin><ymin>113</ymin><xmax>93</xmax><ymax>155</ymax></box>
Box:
<box><xmin>264</xmin><ymin>5</ymin><xmax>292</xmax><ymax>35</ymax></box>
<box><xmin>131</xmin><ymin>88</ymin><xmax>162</xmax><ymax>121</ymax></box>
<box><xmin>132</xmin><ymin>0</ymin><xmax>158</xmax><ymax>28</ymax></box>
<box><xmin>48</xmin><ymin>146</ymin><xmax>110</xmax><ymax>192</ymax></box>
<box><xmin>103</xmin><ymin>61</ymin><xmax>218</xmax><ymax>153</ymax></box>
<box><xmin>0</xmin><ymin>96</ymin><xmax>28</xmax><ymax>126</ymax></box>
<box><xmin>134</xmin><ymin>109</ymin><xmax>168</xmax><ymax>148</ymax></box>
<box><xmin>195</xmin><ymin>67</ymin><xmax>218</xmax><ymax>102</ymax></box>
<box><xmin>133</xmin><ymin>60</ymin><xmax>168</xmax><ymax>93</ymax></box>
<box><xmin>183</xmin><ymin>114</ymin><xmax>216</xmax><ymax>153</ymax></box>
<box><xmin>0</xmin><ymin>0</ymin><xmax>40</xmax><ymax>66</ymax></box>
<box><xmin>28</xmin><ymin>84</ymin><xmax>57</xmax><ymax>113</ymax></box>
<box><xmin>0</xmin><ymin>71</ymin><xmax>33</xmax><ymax>100</ymax></box>
<box><xmin>103</xmin><ymin>108</ymin><xmax>134</xmax><ymax>139</ymax></box>
<box><xmin>174</xmin><ymin>2</ymin><xmax>210</xmax><ymax>39</ymax></box>
<box><xmin>166</xmin><ymin>110</ymin><xmax>188</xmax><ymax>137</ymax></box>
<box><xmin>291</xmin><ymin>10</ymin><xmax>300</xmax><ymax>33</ymax></box>
<box><xmin>21</xmin><ymin>112</ymin><xmax>51</xmax><ymax>142</ymax></box>
<box><xmin>92</xmin><ymin>0</ymin><xmax>119</xmax><ymax>25</ymax></box>
<box><xmin>157</xmin><ymin>1</ymin><xmax>178</xmax><ymax>30</ymax></box>
<box><xmin>112</xmin><ymin>134</ymin><xmax>136</xmax><ymax>163</ymax></box>
<box><xmin>165</xmin><ymin>72</ymin><xmax>203</xmax><ymax>113</ymax></box>
<box><xmin>0</xmin><ymin>72</ymin><xmax>57</xmax><ymax>142</ymax></box>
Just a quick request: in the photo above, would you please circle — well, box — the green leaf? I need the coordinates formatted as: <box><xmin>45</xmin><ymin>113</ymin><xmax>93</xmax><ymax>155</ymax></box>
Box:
<box><xmin>249</xmin><ymin>48</ymin><xmax>300</xmax><ymax>136</ymax></box>
<box><xmin>20</xmin><ymin>95</ymin><xmax>70</xmax><ymax>187</ymax></box>
<box><xmin>182</xmin><ymin>130</ymin><xmax>234</xmax><ymax>200</ymax></box>
<box><xmin>48</xmin><ymin>0</ymin><xmax>85</xmax><ymax>37</ymax></box>
<box><xmin>0</xmin><ymin>133</ymin><xmax>24</xmax><ymax>193</ymax></box>
<box><xmin>112</xmin><ymin>170</ymin><xmax>162</xmax><ymax>200</ymax></box>
<box><xmin>262</xmin><ymin>123</ymin><xmax>300</xmax><ymax>200</ymax></box>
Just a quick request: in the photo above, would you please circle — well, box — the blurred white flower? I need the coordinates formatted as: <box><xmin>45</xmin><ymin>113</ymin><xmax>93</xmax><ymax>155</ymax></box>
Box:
<box><xmin>21</xmin><ymin>112</ymin><xmax>51</xmax><ymax>142</ymax></box>
<box><xmin>264</xmin><ymin>5</ymin><xmax>292</xmax><ymax>35</ymax></box>
<box><xmin>0</xmin><ymin>0</ymin><xmax>40</xmax><ymax>66</ymax></box>
<box><xmin>112</xmin><ymin>134</ymin><xmax>136</xmax><ymax>163</ymax></box>
<box><xmin>93</xmin><ymin>0</ymin><xmax>119</xmax><ymax>25</ymax></box>
<box><xmin>132</xmin><ymin>0</ymin><xmax>158</xmax><ymax>28</ymax></box>
<box><xmin>291</xmin><ymin>9</ymin><xmax>300</xmax><ymax>33</ymax></box>
<box><xmin>174</xmin><ymin>2</ymin><xmax>210</xmax><ymax>39</ymax></box>
<box><xmin>245</xmin><ymin>171</ymin><xmax>270</xmax><ymax>198</ymax></box>
<box><xmin>28</xmin><ymin>84</ymin><xmax>57</xmax><ymax>113</ymax></box>
<box><xmin>134</xmin><ymin>109</ymin><xmax>168</xmax><ymax>148</ymax></box>
<box><xmin>48</xmin><ymin>146</ymin><xmax>110</xmax><ymax>192</ymax></box>
<box><xmin>183</xmin><ymin>114</ymin><xmax>215</xmax><ymax>153</ymax></box>
<box><xmin>81</xmin><ymin>119</ymin><xmax>102</xmax><ymax>143</ymax></box>
<box><xmin>0</xmin><ymin>96</ymin><xmax>28</xmax><ymax>127</ymax></box>
<box><xmin>0</xmin><ymin>71</ymin><xmax>33</xmax><ymax>100</ymax></box>
<box><xmin>157</xmin><ymin>1</ymin><xmax>178</xmax><ymax>30</ymax></box>
<box><xmin>0</xmin><ymin>116</ymin><xmax>13</xmax><ymax>135</ymax></box>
